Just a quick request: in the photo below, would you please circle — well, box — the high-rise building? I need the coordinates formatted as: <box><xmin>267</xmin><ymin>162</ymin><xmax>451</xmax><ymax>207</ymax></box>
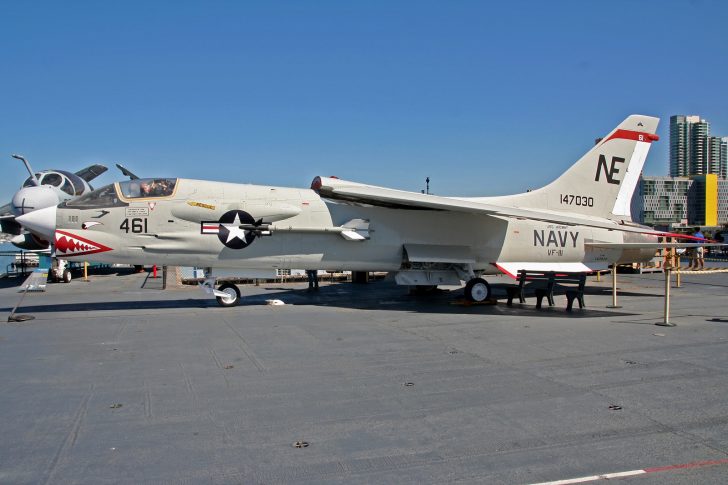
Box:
<box><xmin>718</xmin><ymin>136</ymin><xmax>728</xmax><ymax>179</ymax></box>
<box><xmin>719</xmin><ymin>176</ymin><xmax>728</xmax><ymax>224</ymax></box>
<box><xmin>631</xmin><ymin>175</ymin><xmax>728</xmax><ymax>228</ymax></box>
<box><xmin>670</xmin><ymin>115</ymin><xmax>698</xmax><ymax>177</ymax></box>
<box><xmin>670</xmin><ymin>115</ymin><xmax>727</xmax><ymax>179</ymax></box>
<box><xmin>632</xmin><ymin>176</ymin><xmax>690</xmax><ymax>227</ymax></box>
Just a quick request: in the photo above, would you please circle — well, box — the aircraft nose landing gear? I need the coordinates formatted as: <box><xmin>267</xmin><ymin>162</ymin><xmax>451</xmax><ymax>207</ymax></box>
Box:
<box><xmin>464</xmin><ymin>277</ymin><xmax>491</xmax><ymax>303</ymax></box>
<box><xmin>198</xmin><ymin>269</ymin><xmax>242</xmax><ymax>307</ymax></box>
<box><xmin>216</xmin><ymin>282</ymin><xmax>241</xmax><ymax>307</ymax></box>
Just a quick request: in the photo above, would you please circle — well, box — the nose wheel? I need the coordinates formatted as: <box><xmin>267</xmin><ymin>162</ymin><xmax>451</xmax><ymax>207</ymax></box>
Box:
<box><xmin>464</xmin><ymin>277</ymin><xmax>491</xmax><ymax>303</ymax></box>
<box><xmin>216</xmin><ymin>283</ymin><xmax>241</xmax><ymax>307</ymax></box>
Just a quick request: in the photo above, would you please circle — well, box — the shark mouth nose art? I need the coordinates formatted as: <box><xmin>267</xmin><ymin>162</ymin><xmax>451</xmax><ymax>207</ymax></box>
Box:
<box><xmin>55</xmin><ymin>230</ymin><xmax>112</xmax><ymax>257</ymax></box>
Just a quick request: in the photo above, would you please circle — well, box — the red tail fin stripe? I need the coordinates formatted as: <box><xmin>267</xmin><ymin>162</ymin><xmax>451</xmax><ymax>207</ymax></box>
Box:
<box><xmin>602</xmin><ymin>129</ymin><xmax>659</xmax><ymax>144</ymax></box>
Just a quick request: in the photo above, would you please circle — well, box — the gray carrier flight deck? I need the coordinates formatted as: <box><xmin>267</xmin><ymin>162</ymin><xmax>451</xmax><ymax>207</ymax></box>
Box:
<box><xmin>2</xmin><ymin>270</ymin><xmax>728</xmax><ymax>484</ymax></box>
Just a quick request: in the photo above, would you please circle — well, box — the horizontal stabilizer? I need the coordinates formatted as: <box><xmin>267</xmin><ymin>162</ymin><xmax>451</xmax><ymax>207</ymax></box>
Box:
<box><xmin>75</xmin><ymin>164</ymin><xmax>108</xmax><ymax>182</ymax></box>
<box><xmin>495</xmin><ymin>262</ymin><xmax>597</xmax><ymax>279</ymax></box>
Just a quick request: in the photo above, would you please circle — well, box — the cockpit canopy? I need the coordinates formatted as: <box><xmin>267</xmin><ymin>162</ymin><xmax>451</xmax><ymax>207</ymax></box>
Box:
<box><xmin>64</xmin><ymin>178</ymin><xmax>179</xmax><ymax>209</ymax></box>
<box><xmin>22</xmin><ymin>170</ymin><xmax>87</xmax><ymax>196</ymax></box>
<box><xmin>118</xmin><ymin>178</ymin><xmax>177</xmax><ymax>199</ymax></box>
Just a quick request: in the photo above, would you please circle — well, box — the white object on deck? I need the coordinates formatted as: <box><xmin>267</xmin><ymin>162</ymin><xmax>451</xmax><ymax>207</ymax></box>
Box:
<box><xmin>19</xmin><ymin>268</ymin><xmax>48</xmax><ymax>292</ymax></box>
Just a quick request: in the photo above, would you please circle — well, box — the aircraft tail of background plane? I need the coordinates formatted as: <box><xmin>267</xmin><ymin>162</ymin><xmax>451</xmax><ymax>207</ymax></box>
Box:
<box><xmin>481</xmin><ymin>114</ymin><xmax>660</xmax><ymax>221</ymax></box>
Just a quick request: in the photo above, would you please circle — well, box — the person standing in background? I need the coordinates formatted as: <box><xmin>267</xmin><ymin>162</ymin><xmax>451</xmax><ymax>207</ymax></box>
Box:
<box><xmin>693</xmin><ymin>227</ymin><xmax>705</xmax><ymax>270</ymax></box>
<box><xmin>306</xmin><ymin>270</ymin><xmax>319</xmax><ymax>290</ymax></box>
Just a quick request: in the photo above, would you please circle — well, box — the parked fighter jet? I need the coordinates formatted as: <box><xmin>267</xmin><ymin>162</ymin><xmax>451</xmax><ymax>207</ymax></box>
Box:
<box><xmin>17</xmin><ymin>114</ymin><xmax>709</xmax><ymax>306</ymax></box>
<box><xmin>0</xmin><ymin>155</ymin><xmax>108</xmax><ymax>249</ymax></box>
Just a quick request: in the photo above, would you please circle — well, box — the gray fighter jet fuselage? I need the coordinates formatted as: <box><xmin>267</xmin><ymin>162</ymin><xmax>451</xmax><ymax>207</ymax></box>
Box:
<box><xmin>19</xmin><ymin>115</ymin><xmax>681</xmax><ymax>306</ymax></box>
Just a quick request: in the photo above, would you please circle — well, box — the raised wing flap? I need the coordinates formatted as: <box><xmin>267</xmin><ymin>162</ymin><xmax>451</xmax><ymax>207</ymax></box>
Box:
<box><xmin>115</xmin><ymin>163</ymin><xmax>140</xmax><ymax>180</ymax></box>
<box><xmin>75</xmin><ymin>164</ymin><xmax>108</xmax><ymax>182</ymax></box>
<box><xmin>312</xmin><ymin>176</ymin><xmax>661</xmax><ymax>235</ymax></box>
<box><xmin>313</xmin><ymin>176</ymin><xmax>439</xmax><ymax>211</ymax></box>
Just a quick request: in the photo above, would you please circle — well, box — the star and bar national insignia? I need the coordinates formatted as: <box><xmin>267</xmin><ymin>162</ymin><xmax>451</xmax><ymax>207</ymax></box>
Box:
<box><xmin>201</xmin><ymin>210</ymin><xmax>257</xmax><ymax>250</ymax></box>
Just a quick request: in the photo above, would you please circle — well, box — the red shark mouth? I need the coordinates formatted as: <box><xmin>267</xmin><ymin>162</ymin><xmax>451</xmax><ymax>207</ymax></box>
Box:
<box><xmin>55</xmin><ymin>230</ymin><xmax>112</xmax><ymax>257</ymax></box>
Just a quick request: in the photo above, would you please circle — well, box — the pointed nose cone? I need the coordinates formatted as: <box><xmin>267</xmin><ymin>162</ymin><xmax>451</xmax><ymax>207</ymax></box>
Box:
<box><xmin>16</xmin><ymin>205</ymin><xmax>57</xmax><ymax>240</ymax></box>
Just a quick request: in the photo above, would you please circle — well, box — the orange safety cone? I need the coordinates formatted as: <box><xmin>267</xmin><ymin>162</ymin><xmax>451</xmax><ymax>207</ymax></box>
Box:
<box><xmin>153</xmin><ymin>265</ymin><xmax>158</xmax><ymax>278</ymax></box>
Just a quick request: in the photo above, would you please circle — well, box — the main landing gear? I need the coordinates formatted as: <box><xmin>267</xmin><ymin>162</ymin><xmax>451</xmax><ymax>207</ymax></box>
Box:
<box><xmin>50</xmin><ymin>258</ymin><xmax>72</xmax><ymax>283</ymax></box>
<box><xmin>464</xmin><ymin>277</ymin><xmax>491</xmax><ymax>303</ymax></box>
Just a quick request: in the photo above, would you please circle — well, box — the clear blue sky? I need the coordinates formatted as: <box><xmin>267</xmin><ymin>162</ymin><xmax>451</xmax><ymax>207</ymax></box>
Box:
<box><xmin>1</xmin><ymin>0</ymin><xmax>726</xmax><ymax>199</ymax></box>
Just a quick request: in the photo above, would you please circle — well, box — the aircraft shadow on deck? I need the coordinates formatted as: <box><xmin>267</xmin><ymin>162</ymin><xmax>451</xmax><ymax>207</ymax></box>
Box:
<box><xmin>248</xmin><ymin>281</ymin><xmax>638</xmax><ymax>318</ymax></box>
<box><xmin>0</xmin><ymin>278</ymin><xmax>27</xmax><ymax>290</ymax></box>
<box><xmin>1</xmin><ymin>298</ymin><xmax>213</xmax><ymax>315</ymax></box>
<box><xmin>2</xmin><ymin>281</ymin><xmax>641</xmax><ymax>318</ymax></box>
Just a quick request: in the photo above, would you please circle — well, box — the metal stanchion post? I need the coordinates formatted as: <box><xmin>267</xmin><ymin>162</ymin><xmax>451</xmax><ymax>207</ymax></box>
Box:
<box><xmin>162</xmin><ymin>266</ymin><xmax>167</xmax><ymax>289</ymax></box>
<box><xmin>7</xmin><ymin>283</ymin><xmax>35</xmax><ymax>322</ymax></box>
<box><xmin>670</xmin><ymin>245</ymin><xmax>681</xmax><ymax>288</ymax></box>
<box><xmin>676</xmin><ymin>263</ymin><xmax>681</xmax><ymax>288</ymax></box>
<box><xmin>656</xmin><ymin>267</ymin><xmax>676</xmax><ymax>326</ymax></box>
<box><xmin>606</xmin><ymin>264</ymin><xmax>621</xmax><ymax>308</ymax></box>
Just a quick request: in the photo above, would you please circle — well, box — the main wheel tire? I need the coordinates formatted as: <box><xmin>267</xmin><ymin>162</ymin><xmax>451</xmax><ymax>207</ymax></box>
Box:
<box><xmin>464</xmin><ymin>278</ymin><xmax>490</xmax><ymax>302</ymax></box>
<box><xmin>63</xmin><ymin>269</ymin><xmax>72</xmax><ymax>283</ymax></box>
<box><xmin>216</xmin><ymin>283</ymin><xmax>241</xmax><ymax>307</ymax></box>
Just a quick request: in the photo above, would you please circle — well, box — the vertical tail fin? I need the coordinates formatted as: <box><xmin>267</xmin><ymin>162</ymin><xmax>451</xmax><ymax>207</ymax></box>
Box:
<box><xmin>490</xmin><ymin>115</ymin><xmax>659</xmax><ymax>221</ymax></box>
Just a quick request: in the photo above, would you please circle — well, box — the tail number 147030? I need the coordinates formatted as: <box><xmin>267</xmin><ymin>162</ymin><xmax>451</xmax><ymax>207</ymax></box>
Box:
<box><xmin>560</xmin><ymin>194</ymin><xmax>594</xmax><ymax>207</ymax></box>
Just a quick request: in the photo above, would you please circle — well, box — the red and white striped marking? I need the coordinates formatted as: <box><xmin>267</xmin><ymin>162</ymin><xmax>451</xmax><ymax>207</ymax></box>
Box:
<box><xmin>201</xmin><ymin>222</ymin><xmax>221</xmax><ymax>234</ymax></box>
<box><xmin>600</xmin><ymin>129</ymin><xmax>659</xmax><ymax>144</ymax></box>
<box><xmin>529</xmin><ymin>458</ymin><xmax>728</xmax><ymax>485</ymax></box>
